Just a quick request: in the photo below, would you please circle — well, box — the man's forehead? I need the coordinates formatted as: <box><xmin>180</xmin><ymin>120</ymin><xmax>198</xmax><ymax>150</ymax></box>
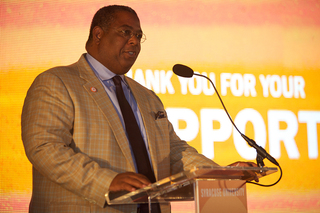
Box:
<box><xmin>112</xmin><ymin>12</ymin><xmax>141</xmax><ymax>29</ymax></box>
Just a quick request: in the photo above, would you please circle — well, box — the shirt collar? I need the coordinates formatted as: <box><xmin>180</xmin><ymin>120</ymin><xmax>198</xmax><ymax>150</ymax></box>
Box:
<box><xmin>85</xmin><ymin>53</ymin><xmax>127</xmax><ymax>84</ymax></box>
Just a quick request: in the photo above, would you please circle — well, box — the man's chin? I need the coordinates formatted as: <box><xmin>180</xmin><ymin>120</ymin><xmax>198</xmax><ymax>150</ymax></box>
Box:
<box><xmin>119</xmin><ymin>65</ymin><xmax>134</xmax><ymax>75</ymax></box>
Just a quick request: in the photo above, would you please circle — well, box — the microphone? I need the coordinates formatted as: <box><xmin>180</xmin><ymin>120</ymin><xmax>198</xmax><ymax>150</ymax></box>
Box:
<box><xmin>173</xmin><ymin>64</ymin><xmax>194</xmax><ymax>77</ymax></box>
<box><xmin>172</xmin><ymin>64</ymin><xmax>279</xmax><ymax>167</ymax></box>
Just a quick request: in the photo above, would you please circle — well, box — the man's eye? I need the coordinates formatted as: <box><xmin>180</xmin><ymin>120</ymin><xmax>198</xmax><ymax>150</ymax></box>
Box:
<box><xmin>123</xmin><ymin>30</ymin><xmax>132</xmax><ymax>36</ymax></box>
<box><xmin>136</xmin><ymin>33</ymin><xmax>143</xmax><ymax>39</ymax></box>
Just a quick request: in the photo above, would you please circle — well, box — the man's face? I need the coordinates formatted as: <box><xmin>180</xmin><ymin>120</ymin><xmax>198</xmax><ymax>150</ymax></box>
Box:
<box><xmin>97</xmin><ymin>11</ymin><xmax>142</xmax><ymax>75</ymax></box>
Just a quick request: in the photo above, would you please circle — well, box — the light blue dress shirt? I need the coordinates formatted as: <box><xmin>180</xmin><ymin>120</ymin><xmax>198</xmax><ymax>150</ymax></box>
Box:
<box><xmin>85</xmin><ymin>53</ymin><xmax>151</xmax><ymax>171</ymax></box>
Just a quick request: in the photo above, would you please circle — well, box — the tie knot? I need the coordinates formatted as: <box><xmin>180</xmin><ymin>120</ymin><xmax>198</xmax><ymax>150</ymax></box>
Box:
<box><xmin>112</xmin><ymin>75</ymin><xmax>122</xmax><ymax>86</ymax></box>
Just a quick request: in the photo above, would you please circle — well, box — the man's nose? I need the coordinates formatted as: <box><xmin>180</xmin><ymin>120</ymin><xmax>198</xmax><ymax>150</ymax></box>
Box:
<box><xmin>128</xmin><ymin>35</ymin><xmax>140</xmax><ymax>45</ymax></box>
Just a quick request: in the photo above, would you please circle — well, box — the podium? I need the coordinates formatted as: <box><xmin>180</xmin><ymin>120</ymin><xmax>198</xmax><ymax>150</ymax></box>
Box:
<box><xmin>105</xmin><ymin>166</ymin><xmax>277</xmax><ymax>213</ymax></box>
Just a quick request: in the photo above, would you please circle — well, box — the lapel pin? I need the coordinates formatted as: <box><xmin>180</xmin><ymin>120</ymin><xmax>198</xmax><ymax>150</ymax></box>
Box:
<box><xmin>90</xmin><ymin>87</ymin><xmax>97</xmax><ymax>92</ymax></box>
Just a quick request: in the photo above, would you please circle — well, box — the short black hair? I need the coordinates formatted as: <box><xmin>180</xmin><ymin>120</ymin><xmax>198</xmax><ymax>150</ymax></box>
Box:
<box><xmin>86</xmin><ymin>5</ymin><xmax>138</xmax><ymax>45</ymax></box>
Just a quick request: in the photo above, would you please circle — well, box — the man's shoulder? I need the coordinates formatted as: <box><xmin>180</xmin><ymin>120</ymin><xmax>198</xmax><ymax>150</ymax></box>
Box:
<box><xmin>37</xmin><ymin>55</ymin><xmax>89</xmax><ymax>80</ymax></box>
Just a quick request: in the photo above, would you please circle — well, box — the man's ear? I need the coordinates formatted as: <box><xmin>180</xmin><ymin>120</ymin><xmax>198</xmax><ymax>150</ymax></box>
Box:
<box><xmin>92</xmin><ymin>26</ymin><xmax>104</xmax><ymax>43</ymax></box>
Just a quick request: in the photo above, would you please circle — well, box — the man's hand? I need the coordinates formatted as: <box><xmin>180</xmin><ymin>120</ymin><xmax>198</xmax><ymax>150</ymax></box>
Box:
<box><xmin>228</xmin><ymin>161</ymin><xmax>259</xmax><ymax>182</ymax></box>
<box><xmin>109</xmin><ymin>172</ymin><xmax>151</xmax><ymax>192</ymax></box>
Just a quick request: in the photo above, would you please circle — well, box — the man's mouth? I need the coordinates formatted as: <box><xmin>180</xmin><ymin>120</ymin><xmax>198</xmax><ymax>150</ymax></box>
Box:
<box><xmin>124</xmin><ymin>50</ymin><xmax>137</xmax><ymax>59</ymax></box>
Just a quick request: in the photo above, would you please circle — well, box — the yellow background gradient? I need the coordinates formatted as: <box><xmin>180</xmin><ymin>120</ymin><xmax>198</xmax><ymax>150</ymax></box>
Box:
<box><xmin>1</xmin><ymin>0</ymin><xmax>320</xmax><ymax>212</ymax></box>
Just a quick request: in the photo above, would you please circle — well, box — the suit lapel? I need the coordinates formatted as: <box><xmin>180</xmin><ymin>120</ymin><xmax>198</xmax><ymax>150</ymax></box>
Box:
<box><xmin>125</xmin><ymin>77</ymin><xmax>159</xmax><ymax>178</ymax></box>
<box><xmin>75</xmin><ymin>55</ymin><xmax>135</xmax><ymax>171</ymax></box>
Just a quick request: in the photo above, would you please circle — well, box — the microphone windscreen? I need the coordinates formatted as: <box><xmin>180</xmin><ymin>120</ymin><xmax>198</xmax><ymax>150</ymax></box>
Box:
<box><xmin>172</xmin><ymin>64</ymin><xmax>194</xmax><ymax>78</ymax></box>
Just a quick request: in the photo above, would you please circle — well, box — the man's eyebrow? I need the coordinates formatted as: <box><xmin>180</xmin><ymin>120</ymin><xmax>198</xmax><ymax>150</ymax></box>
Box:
<box><xmin>118</xmin><ymin>24</ymin><xmax>142</xmax><ymax>32</ymax></box>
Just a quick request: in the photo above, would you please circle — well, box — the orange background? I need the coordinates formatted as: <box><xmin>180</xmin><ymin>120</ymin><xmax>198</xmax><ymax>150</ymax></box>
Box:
<box><xmin>1</xmin><ymin>0</ymin><xmax>320</xmax><ymax>212</ymax></box>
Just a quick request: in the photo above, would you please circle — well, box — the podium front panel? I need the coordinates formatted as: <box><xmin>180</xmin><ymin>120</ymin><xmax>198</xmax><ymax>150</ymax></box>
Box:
<box><xmin>195</xmin><ymin>179</ymin><xmax>247</xmax><ymax>213</ymax></box>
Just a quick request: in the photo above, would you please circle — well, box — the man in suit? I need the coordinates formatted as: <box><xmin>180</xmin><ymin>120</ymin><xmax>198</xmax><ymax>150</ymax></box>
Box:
<box><xmin>22</xmin><ymin>5</ymin><xmax>255</xmax><ymax>213</ymax></box>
